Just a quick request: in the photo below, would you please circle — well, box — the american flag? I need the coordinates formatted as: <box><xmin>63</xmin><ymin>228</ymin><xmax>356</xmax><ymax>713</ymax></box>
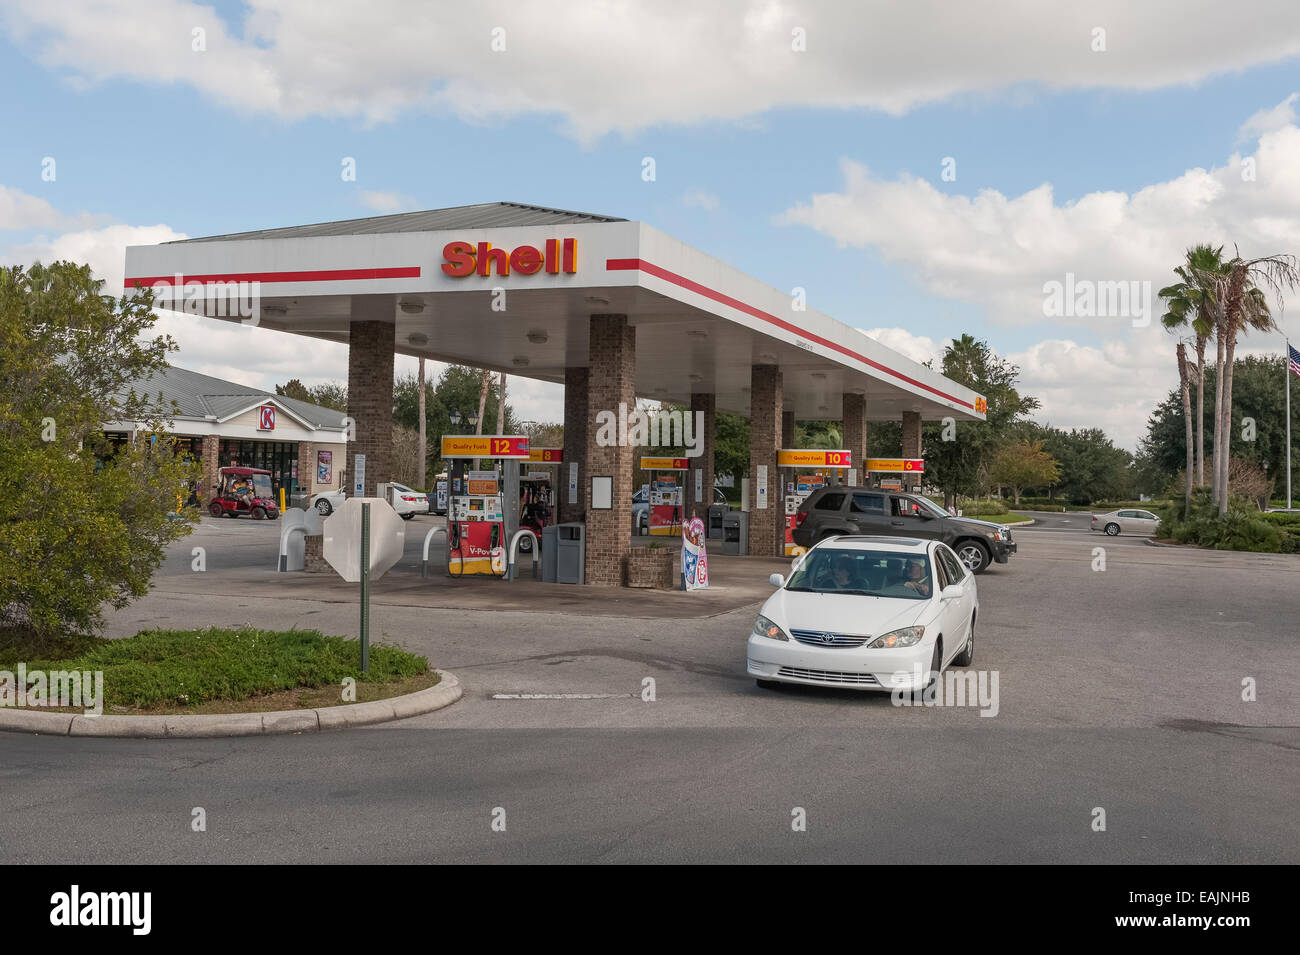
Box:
<box><xmin>1291</xmin><ymin>343</ymin><xmax>1300</xmax><ymax>378</ymax></box>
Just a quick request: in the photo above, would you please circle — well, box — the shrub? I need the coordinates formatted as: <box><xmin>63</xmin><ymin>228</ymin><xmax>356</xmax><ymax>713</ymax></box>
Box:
<box><xmin>1156</xmin><ymin>488</ymin><xmax>1289</xmax><ymax>553</ymax></box>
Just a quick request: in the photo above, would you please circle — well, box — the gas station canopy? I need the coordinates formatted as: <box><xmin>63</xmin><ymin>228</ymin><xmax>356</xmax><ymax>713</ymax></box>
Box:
<box><xmin>124</xmin><ymin>202</ymin><xmax>985</xmax><ymax>422</ymax></box>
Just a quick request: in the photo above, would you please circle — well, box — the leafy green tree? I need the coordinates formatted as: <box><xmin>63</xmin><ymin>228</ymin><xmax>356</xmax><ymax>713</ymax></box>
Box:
<box><xmin>393</xmin><ymin>365</ymin><xmax>515</xmax><ymax>473</ymax></box>
<box><xmin>275</xmin><ymin>378</ymin><xmax>347</xmax><ymax>412</ymax></box>
<box><xmin>1139</xmin><ymin>355</ymin><xmax>1298</xmax><ymax>498</ymax></box>
<box><xmin>1037</xmin><ymin>427</ymin><xmax>1134</xmax><ymax>503</ymax></box>
<box><xmin>794</xmin><ymin>421</ymin><xmax>842</xmax><ymax>449</ymax></box>
<box><xmin>713</xmin><ymin>410</ymin><xmax>750</xmax><ymax>483</ymax></box>
<box><xmin>989</xmin><ymin>439</ymin><xmax>1060</xmax><ymax>505</ymax></box>
<box><xmin>0</xmin><ymin>262</ymin><xmax>195</xmax><ymax>647</ymax></box>
<box><xmin>922</xmin><ymin>335</ymin><xmax>1040</xmax><ymax>507</ymax></box>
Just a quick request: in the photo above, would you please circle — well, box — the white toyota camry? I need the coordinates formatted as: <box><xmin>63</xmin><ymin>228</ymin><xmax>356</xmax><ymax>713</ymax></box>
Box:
<box><xmin>747</xmin><ymin>537</ymin><xmax>979</xmax><ymax>692</ymax></box>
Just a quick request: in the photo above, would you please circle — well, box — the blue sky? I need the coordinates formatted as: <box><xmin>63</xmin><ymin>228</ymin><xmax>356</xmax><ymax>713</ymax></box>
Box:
<box><xmin>2</xmin><ymin>1</ymin><xmax>1299</xmax><ymax>448</ymax></box>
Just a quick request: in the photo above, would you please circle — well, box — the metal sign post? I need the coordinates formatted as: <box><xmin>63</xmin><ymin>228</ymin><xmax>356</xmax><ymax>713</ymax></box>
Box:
<box><xmin>360</xmin><ymin>502</ymin><xmax>370</xmax><ymax>673</ymax></box>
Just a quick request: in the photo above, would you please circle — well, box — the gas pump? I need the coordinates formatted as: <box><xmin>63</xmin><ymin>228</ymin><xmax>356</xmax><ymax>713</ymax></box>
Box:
<box><xmin>640</xmin><ymin>456</ymin><xmax>688</xmax><ymax>536</ymax></box>
<box><xmin>440</xmin><ymin>434</ymin><xmax>530</xmax><ymax>577</ymax></box>
<box><xmin>445</xmin><ymin>460</ymin><xmax>505</xmax><ymax>576</ymax></box>
<box><xmin>778</xmin><ymin>448</ymin><xmax>853</xmax><ymax>555</ymax></box>
<box><xmin>517</xmin><ymin>469</ymin><xmax>554</xmax><ymax>552</ymax></box>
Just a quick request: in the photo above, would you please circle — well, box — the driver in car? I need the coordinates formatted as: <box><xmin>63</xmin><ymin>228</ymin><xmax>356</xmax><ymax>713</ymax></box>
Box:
<box><xmin>901</xmin><ymin>559</ymin><xmax>931</xmax><ymax>597</ymax></box>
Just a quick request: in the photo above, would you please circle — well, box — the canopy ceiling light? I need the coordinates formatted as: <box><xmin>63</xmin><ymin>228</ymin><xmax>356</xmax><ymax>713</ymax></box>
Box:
<box><xmin>407</xmin><ymin>332</ymin><xmax>429</xmax><ymax>347</ymax></box>
<box><xmin>399</xmin><ymin>299</ymin><xmax>425</xmax><ymax>314</ymax></box>
<box><xmin>526</xmin><ymin>330</ymin><xmax>548</xmax><ymax>345</ymax></box>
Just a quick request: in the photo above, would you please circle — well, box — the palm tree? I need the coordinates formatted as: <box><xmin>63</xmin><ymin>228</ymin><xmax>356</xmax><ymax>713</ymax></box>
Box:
<box><xmin>1175</xmin><ymin>341</ymin><xmax>1194</xmax><ymax>517</ymax></box>
<box><xmin>1158</xmin><ymin>245</ymin><xmax>1222</xmax><ymax>486</ymax></box>
<box><xmin>1193</xmin><ymin>251</ymin><xmax>1299</xmax><ymax>514</ymax></box>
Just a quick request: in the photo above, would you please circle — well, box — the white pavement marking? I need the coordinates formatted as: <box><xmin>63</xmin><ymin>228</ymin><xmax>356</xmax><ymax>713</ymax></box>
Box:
<box><xmin>491</xmin><ymin>693</ymin><xmax>633</xmax><ymax>700</ymax></box>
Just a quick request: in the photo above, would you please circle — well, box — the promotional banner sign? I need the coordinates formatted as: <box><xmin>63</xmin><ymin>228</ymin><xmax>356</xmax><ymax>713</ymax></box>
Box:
<box><xmin>528</xmin><ymin>447</ymin><xmax>563</xmax><ymax>462</ymax></box>
<box><xmin>777</xmin><ymin>449</ymin><xmax>852</xmax><ymax>468</ymax></box>
<box><xmin>466</xmin><ymin>470</ymin><xmax>499</xmax><ymax>495</ymax></box>
<box><xmin>682</xmin><ymin>517</ymin><xmax>708</xmax><ymax>591</ymax></box>
<box><xmin>864</xmin><ymin>458</ymin><xmax>925</xmax><ymax>473</ymax></box>
<box><xmin>440</xmin><ymin>435</ymin><xmax>531</xmax><ymax>459</ymax></box>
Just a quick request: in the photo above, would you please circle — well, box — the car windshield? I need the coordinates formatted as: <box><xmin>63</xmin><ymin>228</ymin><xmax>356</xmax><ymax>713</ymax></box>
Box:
<box><xmin>909</xmin><ymin>496</ymin><xmax>950</xmax><ymax>519</ymax></box>
<box><xmin>785</xmin><ymin>548</ymin><xmax>933</xmax><ymax>600</ymax></box>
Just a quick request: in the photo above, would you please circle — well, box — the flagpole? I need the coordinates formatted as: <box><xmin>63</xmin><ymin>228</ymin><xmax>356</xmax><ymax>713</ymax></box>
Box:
<box><xmin>1288</xmin><ymin>338</ymin><xmax>1293</xmax><ymax>509</ymax></box>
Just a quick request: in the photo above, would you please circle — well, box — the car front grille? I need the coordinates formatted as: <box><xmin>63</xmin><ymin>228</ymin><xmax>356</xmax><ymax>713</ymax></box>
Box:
<box><xmin>789</xmin><ymin>629</ymin><xmax>871</xmax><ymax>648</ymax></box>
<box><xmin>778</xmin><ymin>666</ymin><xmax>879</xmax><ymax>685</ymax></box>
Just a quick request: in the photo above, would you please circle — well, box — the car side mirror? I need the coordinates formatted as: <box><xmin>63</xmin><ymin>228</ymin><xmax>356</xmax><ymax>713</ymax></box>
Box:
<box><xmin>769</xmin><ymin>573</ymin><xmax>785</xmax><ymax>588</ymax></box>
<box><xmin>917</xmin><ymin>509</ymin><xmax>933</xmax><ymax>520</ymax></box>
<box><xmin>941</xmin><ymin>583</ymin><xmax>962</xmax><ymax>600</ymax></box>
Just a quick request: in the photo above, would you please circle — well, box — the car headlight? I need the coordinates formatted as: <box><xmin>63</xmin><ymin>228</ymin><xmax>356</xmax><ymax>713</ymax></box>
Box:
<box><xmin>993</xmin><ymin>528</ymin><xmax>1009</xmax><ymax>541</ymax></box>
<box><xmin>752</xmin><ymin>614</ymin><xmax>789</xmax><ymax>642</ymax></box>
<box><xmin>867</xmin><ymin>626</ymin><xmax>925</xmax><ymax>649</ymax></box>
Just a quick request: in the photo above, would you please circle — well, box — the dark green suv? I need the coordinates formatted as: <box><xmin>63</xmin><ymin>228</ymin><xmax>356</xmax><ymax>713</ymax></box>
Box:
<box><xmin>790</xmin><ymin>486</ymin><xmax>1016</xmax><ymax>573</ymax></box>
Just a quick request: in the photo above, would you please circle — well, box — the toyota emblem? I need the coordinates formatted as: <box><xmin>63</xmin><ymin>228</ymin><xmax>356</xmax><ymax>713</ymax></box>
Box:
<box><xmin>820</xmin><ymin>632</ymin><xmax>835</xmax><ymax>645</ymax></box>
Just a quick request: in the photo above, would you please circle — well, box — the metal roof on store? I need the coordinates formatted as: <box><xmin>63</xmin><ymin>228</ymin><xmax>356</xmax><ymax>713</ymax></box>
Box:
<box><xmin>119</xmin><ymin>365</ymin><xmax>349</xmax><ymax>430</ymax></box>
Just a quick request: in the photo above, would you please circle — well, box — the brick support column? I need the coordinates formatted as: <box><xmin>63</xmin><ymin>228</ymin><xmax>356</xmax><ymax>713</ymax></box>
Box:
<box><xmin>560</xmin><ymin>366</ymin><xmax>589</xmax><ymax>524</ymax></box>
<box><xmin>781</xmin><ymin>410</ymin><xmax>795</xmax><ymax>449</ymax></box>
<box><xmin>902</xmin><ymin>411</ymin><xmax>922</xmax><ymax>491</ymax></box>
<box><xmin>296</xmin><ymin>441</ymin><xmax>314</xmax><ymax>500</ymax></box>
<box><xmin>842</xmin><ymin>393</ymin><xmax>867</xmax><ymax>485</ymax></box>
<box><xmin>748</xmin><ymin>364</ymin><xmax>783</xmax><ymax>556</ymax></box>
<box><xmin>689</xmin><ymin>391</ymin><xmax>715</xmax><ymax>521</ymax></box>
<box><xmin>346</xmin><ymin>319</ymin><xmax>395</xmax><ymax>498</ymax></box>
<box><xmin>199</xmin><ymin>435</ymin><xmax>221</xmax><ymax>506</ymax></box>
<box><xmin>583</xmin><ymin>315</ymin><xmax>635</xmax><ymax>585</ymax></box>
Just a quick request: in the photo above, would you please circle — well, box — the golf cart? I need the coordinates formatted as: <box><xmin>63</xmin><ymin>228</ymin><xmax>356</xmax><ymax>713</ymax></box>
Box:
<box><xmin>208</xmin><ymin>466</ymin><xmax>280</xmax><ymax>520</ymax></box>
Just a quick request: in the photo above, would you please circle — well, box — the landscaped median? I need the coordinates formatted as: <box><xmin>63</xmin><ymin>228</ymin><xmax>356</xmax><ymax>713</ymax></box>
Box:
<box><xmin>0</xmin><ymin>627</ymin><xmax>460</xmax><ymax>738</ymax></box>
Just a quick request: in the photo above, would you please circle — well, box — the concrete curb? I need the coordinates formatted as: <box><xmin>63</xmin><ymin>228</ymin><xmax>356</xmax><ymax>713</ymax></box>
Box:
<box><xmin>1003</xmin><ymin>518</ymin><xmax>1036</xmax><ymax>527</ymax></box>
<box><xmin>0</xmin><ymin>670</ymin><xmax>461</xmax><ymax>739</ymax></box>
<box><xmin>1143</xmin><ymin>538</ymin><xmax>1180</xmax><ymax>548</ymax></box>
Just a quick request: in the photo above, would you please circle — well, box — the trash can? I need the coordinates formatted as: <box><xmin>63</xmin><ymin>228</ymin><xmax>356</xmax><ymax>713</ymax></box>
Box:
<box><xmin>707</xmin><ymin>504</ymin><xmax>728</xmax><ymax>540</ymax></box>
<box><xmin>554</xmin><ymin>523</ymin><xmax>585</xmax><ymax>584</ymax></box>
<box><xmin>541</xmin><ymin>524</ymin><xmax>559</xmax><ymax>583</ymax></box>
<box><xmin>721</xmin><ymin>511</ymin><xmax>748</xmax><ymax>555</ymax></box>
<box><xmin>289</xmin><ymin>492</ymin><xmax>310</xmax><ymax>511</ymax></box>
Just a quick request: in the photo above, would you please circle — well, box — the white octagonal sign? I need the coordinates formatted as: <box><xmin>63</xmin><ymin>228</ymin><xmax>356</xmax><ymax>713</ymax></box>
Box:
<box><xmin>322</xmin><ymin>497</ymin><xmax>406</xmax><ymax>582</ymax></box>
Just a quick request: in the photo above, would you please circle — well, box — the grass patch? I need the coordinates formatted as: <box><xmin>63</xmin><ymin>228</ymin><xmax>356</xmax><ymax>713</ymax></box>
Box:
<box><xmin>0</xmin><ymin>626</ymin><xmax>431</xmax><ymax>711</ymax></box>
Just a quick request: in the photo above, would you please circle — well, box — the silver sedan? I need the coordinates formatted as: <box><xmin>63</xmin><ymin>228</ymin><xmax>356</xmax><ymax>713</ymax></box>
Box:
<box><xmin>1090</xmin><ymin>508</ymin><xmax>1160</xmax><ymax>536</ymax></box>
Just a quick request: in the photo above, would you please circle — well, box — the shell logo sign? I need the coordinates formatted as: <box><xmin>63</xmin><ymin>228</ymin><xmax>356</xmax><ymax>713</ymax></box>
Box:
<box><xmin>441</xmin><ymin>238</ymin><xmax>577</xmax><ymax>277</ymax></box>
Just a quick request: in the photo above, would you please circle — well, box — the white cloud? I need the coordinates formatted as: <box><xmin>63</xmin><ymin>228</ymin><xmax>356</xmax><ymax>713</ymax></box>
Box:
<box><xmin>780</xmin><ymin>106</ymin><xmax>1300</xmax><ymax>332</ymax></box>
<box><xmin>0</xmin><ymin>184</ymin><xmax>66</xmax><ymax>230</ymax></box>
<box><xmin>5</xmin><ymin>1</ymin><xmax>1300</xmax><ymax>141</ymax></box>
<box><xmin>360</xmin><ymin>191</ymin><xmax>417</xmax><ymax>213</ymax></box>
<box><xmin>681</xmin><ymin>188</ymin><xmax>721</xmax><ymax>211</ymax></box>
<box><xmin>861</xmin><ymin>327</ymin><xmax>941</xmax><ymax>366</ymax></box>
<box><xmin>1238</xmin><ymin>92</ymin><xmax>1298</xmax><ymax>142</ymax></box>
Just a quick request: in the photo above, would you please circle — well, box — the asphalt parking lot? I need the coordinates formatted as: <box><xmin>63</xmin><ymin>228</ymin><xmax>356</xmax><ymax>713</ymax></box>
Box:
<box><xmin>2</xmin><ymin>511</ymin><xmax>1297</xmax><ymax>863</ymax></box>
